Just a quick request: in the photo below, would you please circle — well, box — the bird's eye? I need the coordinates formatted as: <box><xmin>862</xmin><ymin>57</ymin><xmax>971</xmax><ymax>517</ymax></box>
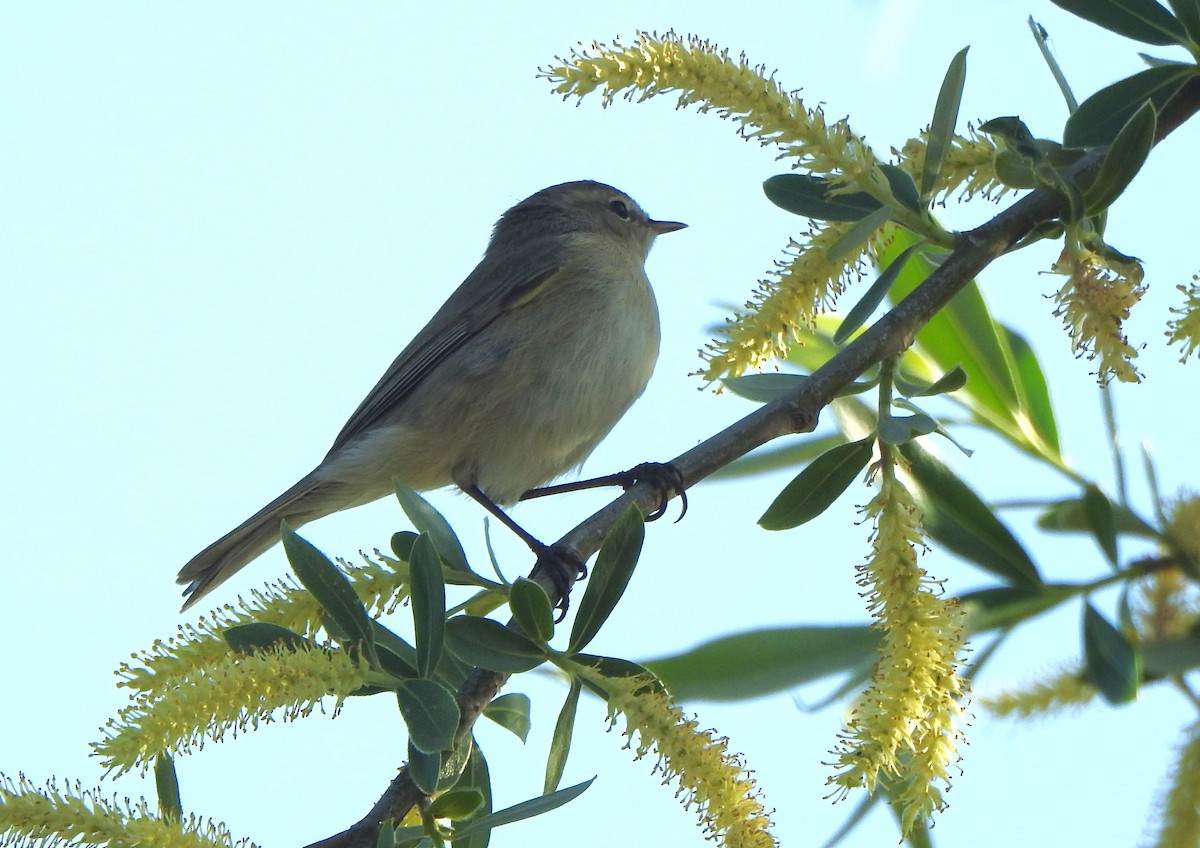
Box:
<box><xmin>608</xmin><ymin>199</ymin><xmax>632</xmax><ymax>220</ymax></box>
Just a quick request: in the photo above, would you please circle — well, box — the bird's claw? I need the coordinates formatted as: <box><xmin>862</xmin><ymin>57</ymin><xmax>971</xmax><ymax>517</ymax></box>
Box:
<box><xmin>618</xmin><ymin>461</ymin><xmax>688</xmax><ymax>523</ymax></box>
<box><xmin>533</xmin><ymin>543</ymin><xmax>587</xmax><ymax>622</ymax></box>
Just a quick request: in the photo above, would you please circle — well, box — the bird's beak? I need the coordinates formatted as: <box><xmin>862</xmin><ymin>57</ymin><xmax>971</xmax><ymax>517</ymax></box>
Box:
<box><xmin>648</xmin><ymin>219</ymin><xmax>687</xmax><ymax>235</ymax></box>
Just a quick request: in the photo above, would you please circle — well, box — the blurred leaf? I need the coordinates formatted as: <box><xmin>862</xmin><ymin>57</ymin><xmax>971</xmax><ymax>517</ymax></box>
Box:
<box><xmin>223</xmin><ymin>622</ymin><xmax>312</xmax><ymax>655</ymax></box>
<box><xmin>1036</xmin><ymin>497</ymin><xmax>1159</xmax><ymax>537</ymax></box>
<box><xmin>818</xmin><ymin>791</ymin><xmax>880</xmax><ymax>848</ymax></box>
<box><xmin>1143</xmin><ymin>635</ymin><xmax>1200</xmax><ymax>676</ymax></box>
<box><xmin>894</xmin><ymin>365</ymin><xmax>967</xmax><ymax>398</ymax></box>
<box><xmin>1083</xmin><ymin>602</ymin><xmax>1141</xmax><ymax>703</ymax></box>
<box><xmin>644</xmin><ymin>626</ymin><xmax>881</xmax><ymax>702</ymax></box>
<box><xmin>713</xmin><ymin>433</ymin><xmax>850</xmax><ymax>481</ymax></box>
<box><xmin>445</xmin><ymin>616</ymin><xmax>547</xmax><ymax>673</ymax></box>
<box><xmin>483</xmin><ymin>693</ymin><xmax>531</xmax><ymax>743</ymax></box>
<box><xmin>451</xmin><ymin>779</ymin><xmax>595</xmax><ymax>839</ymax></box>
<box><xmin>451</xmin><ymin>744</ymin><xmax>493</xmax><ymax>848</ymax></box>
<box><xmin>834</xmin><ymin>243</ymin><xmax>924</xmax><ymax>344</ymax></box>
<box><xmin>922</xmin><ymin>46</ymin><xmax>968</xmax><ymax>197</ymax></box>
<box><xmin>282</xmin><ymin>524</ymin><xmax>375</xmax><ymax>659</ymax></box>
<box><xmin>759</xmin><ymin>438</ymin><xmax>873</xmax><ymax>531</ymax></box>
<box><xmin>1065</xmin><ymin>64</ymin><xmax>1194</xmax><ymax>147</ymax></box>
<box><xmin>154</xmin><ymin>755</ymin><xmax>182</xmax><ymax>823</ymax></box>
<box><xmin>544</xmin><ymin>678</ymin><xmax>582</xmax><ymax>794</ymax></box>
<box><xmin>431</xmin><ymin>789</ymin><xmax>485</xmax><ymax>821</ymax></box>
<box><xmin>409</xmin><ymin>534</ymin><xmax>446</xmax><ymax>678</ymax></box>
<box><xmin>1168</xmin><ymin>0</ymin><xmax>1200</xmax><ymax>42</ymax></box>
<box><xmin>878</xmin><ymin>412</ymin><xmax>939</xmax><ymax>445</ymax></box>
<box><xmin>395</xmin><ymin>484</ymin><xmax>470</xmax><ymax>572</ymax></box>
<box><xmin>880</xmin><ymin>164</ymin><xmax>922</xmax><ymax>212</ymax></box>
<box><xmin>998</xmin><ymin>326</ymin><xmax>1060</xmax><ymax>455</ymax></box>
<box><xmin>826</xmin><ymin>205</ymin><xmax>897</xmax><ymax>262</ymax></box>
<box><xmin>902</xmin><ymin>444</ymin><xmax>1043</xmax><ymax>587</ymax></box>
<box><xmin>397</xmin><ymin>678</ymin><xmax>461</xmax><ymax>753</ymax></box>
<box><xmin>959</xmin><ymin>584</ymin><xmax>1076</xmax><ymax>632</ymax></box>
<box><xmin>568</xmin><ymin>505</ymin><xmax>644</xmax><ymax>654</ymax></box>
<box><xmin>763</xmin><ymin>173</ymin><xmax>882</xmax><ymax>221</ymax></box>
<box><xmin>1085</xmin><ymin>100</ymin><xmax>1157</xmax><ymax>214</ymax></box>
<box><xmin>1082</xmin><ymin>485</ymin><xmax>1120</xmax><ymax>564</ymax></box>
<box><xmin>508</xmin><ymin>578</ymin><xmax>554</xmax><ymax>643</ymax></box>
<box><xmin>1049</xmin><ymin>0</ymin><xmax>1187</xmax><ymax>45</ymax></box>
<box><xmin>408</xmin><ymin>742</ymin><xmax>441</xmax><ymax>795</ymax></box>
<box><xmin>722</xmin><ymin>373</ymin><xmax>808</xmax><ymax>402</ymax></box>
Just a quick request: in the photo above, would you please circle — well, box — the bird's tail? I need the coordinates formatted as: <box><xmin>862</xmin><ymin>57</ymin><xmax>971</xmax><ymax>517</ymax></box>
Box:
<box><xmin>177</xmin><ymin>473</ymin><xmax>342</xmax><ymax>611</ymax></box>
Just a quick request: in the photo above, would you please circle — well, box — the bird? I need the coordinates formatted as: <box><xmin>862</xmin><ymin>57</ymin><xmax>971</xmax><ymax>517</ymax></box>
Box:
<box><xmin>178</xmin><ymin>180</ymin><xmax>685</xmax><ymax>610</ymax></box>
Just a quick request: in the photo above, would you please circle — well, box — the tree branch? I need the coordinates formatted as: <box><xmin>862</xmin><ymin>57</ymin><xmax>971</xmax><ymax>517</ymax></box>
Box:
<box><xmin>303</xmin><ymin>73</ymin><xmax>1200</xmax><ymax>848</ymax></box>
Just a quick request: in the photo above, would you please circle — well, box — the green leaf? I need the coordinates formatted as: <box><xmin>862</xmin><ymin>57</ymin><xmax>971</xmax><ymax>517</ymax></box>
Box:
<box><xmin>451</xmin><ymin>744</ymin><xmax>493</xmax><ymax>848</ymax></box>
<box><xmin>922</xmin><ymin>46</ymin><xmax>969</xmax><ymax>198</ymax></box>
<box><xmin>721</xmin><ymin>373</ymin><xmax>808</xmax><ymax>403</ymax></box>
<box><xmin>834</xmin><ymin>242</ymin><xmax>924</xmax><ymax>344</ymax></box>
<box><xmin>713</xmin><ymin>432</ymin><xmax>852</xmax><ymax>481</ymax></box>
<box><xmin>1085</xmin><ymin>101</ymin><xmax>1157</xmax><ymax>215</ymax></box>
<box><xmin>998</xmin><ymin>327</ymin><xmax>1060</xmax><ymax>455</ymax></box>
<box><xmin>281</xmin><ymin>524</ymin><xmax>375</xmax><ymax>658</ymax></box>
<box><xmin>763</xmin><ymin>173</ymin><xmax>883</xmax><ymax>221</ymax></box>
<box><xmin>1082</xmin><ymin>484</ymin><xmax>1120</xmax><ymax>564</ymax></box>
<box><xmin>959</xmin><ymin>585</ymin><xmax>1076</xmax><ymax>632</ymax></box>
<box><xmin>223</xmin><ymin>622</ymin><xmax>313</xmax><ymax>655</ymax></box>
<box><xmin>979</xmin><ymin>116</ymin><xmax>1042</xmax><ymax>159</ymax></box>
<box><xmin>758</xmin><ymin>438</ymin><xmax>873</xmax><ymax>531</ymax></box>
<box><xmin>902</xmin><ymin>443</ymin><xmax>1043</xmax><ymax>587</ymax></box>
<box><xmin>396</xmin><ymin>678</ymin><xmax>461</xmax><ymax>753</ymax></box>
<box><xmin>376</xmin><ymin>820</ymin><xmax>395</xmax><ymax>848</ymax></box>
<box><xmin>1065</xmin><ymin>64</ymin><xmax>1194</xmax><ymax>147</ymax></box>
<box><xmin>407</xmin><ymin>743</ymin><xmax>441</xmax><ymax>795</ymax></box>
<box><xmin>568</xmin><ymin>505</ymin><xmax>644</xmax><ymax>654</ymax></box>
<box><xmin>395</xmin><ymin>484</ymin><xmax>470</xmax><ymax>572</ymax></box>
<box><xmin>508</xmin><ymin>578</ymin><xmax>554</xmax><ymax>643</ymax></box>
<box><xmin>824</xmin><ymin>204</ymin><xmax>896</xmax><ymax>262</ymax></box>
<box><xmin>572</xmin><ymin>653</ymin><xmax>660</xmax><ymax>687</ymax></box>
<box><xmin>1036</xmin><ymin>497</ymin><xmax>1159</xmax><ymax>537</ymax></box>
<box><xmin>544</xmin><ymin>679</ymin><xmax>581</xmax><ymax>794</ymax></box>
<box><xmin>154</xmin><ymin>754</ymin><xmax>182</xmax><ymax>823</ymax></box>
<box><xmin>409</xmin><ymin>534</ymin><xmax>446</xmax><ymax>678</ymax></box>
<box><xmin>430</xmin><ymin>789</ymin><xmax>485</xmax><ymax>821</ymax></box>
<box><xmin>1167</xmin><ymin>0</ymin><xmax>1200</xmax><ymax>42</ymax></box>
<box><xmin>444</xmin><ymin>616</ymin><xmax>547</xmax><ymax>673</ymax></box>
<box><xmin>1143</xmin><ymin>634</ymin><xmax>1200</xmax><ymax>676</ymax></box>
<box><xmin>878</xmin><ymin>413</ymin><xmax>939</xmax><ymax>445</ymax></box>
<box><xmin>391</xmin><ymin>530</ymin><xmax>418</xmax><ymax>561</ymax></box>
<box><xmin>1049</xmin><ymin>0</ymin><xmax>1188</xmax><ymax>45</ymax></box>
<box><xmin>644</xmin><ymin>626</ymin><xmax>881</xmax><ymax>702</ymax></box>
<box><xmin>483</xmin><ymin>693</ymin><xmax>531</xmax><ymax>743</ymax></box>
<box><xmin>451</xmin><ymin>779</ymin><xmax>595</xmax><ymax>839</ymax></box>
<box><xmin>894</xmin><ymin>365</ymin><xmax>967</xmax><ymax>398</ymax></box>
<box><xmin>880</xmin><ymin>164</ymin><xmax>922</xmax><ymax>212</ymax></box>
<box><xmin>992</xmin><ymin>149</ymin><xmax>1041</xmax><ymax>190</ymax></box>
<box><xmin>1083</xmin><ymin>602</ymin><xmax>1141</xmax><ymax>703</ymax></box>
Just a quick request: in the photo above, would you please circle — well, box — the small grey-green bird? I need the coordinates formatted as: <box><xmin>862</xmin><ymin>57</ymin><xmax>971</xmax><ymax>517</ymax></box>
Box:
<box><xmin>178</xmin><ymin>180</ymin><xmax>685</xmax><ymax>609</ymax></box>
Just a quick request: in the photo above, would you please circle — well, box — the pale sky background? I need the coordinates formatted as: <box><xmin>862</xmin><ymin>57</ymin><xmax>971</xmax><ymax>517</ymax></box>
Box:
<box><xmin>3</xmin><ymin>2</ymin><xmax>1198</xmax><ymax>846</ymax></box>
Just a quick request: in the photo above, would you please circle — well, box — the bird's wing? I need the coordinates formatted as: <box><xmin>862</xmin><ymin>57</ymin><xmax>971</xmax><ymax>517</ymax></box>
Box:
<box><xmin>325</xmin><ymin>238</ymin><xmax>568</xmax><ymax>456</ymax></box>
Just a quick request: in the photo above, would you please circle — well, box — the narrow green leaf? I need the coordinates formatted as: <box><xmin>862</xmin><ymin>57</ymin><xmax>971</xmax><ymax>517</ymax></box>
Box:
<box><xmin>395</xmin><ymin>484</ymin><xmax>470</xmax><ymax>572</ymax></box>
<box><xmin>1143</xmin><ymin>634</ymin><xmax>1200</xmax><ymax>676</ymax></box>
<box><xmin>508</xmin><ymin>578</ymin><xmax>554</xmax><ymax>643</ymax></box>
<box><xmin>430</xmin><ymin>789</ymin><xmax>485</xmax><ymax>821</ymax></box>
<box><xmin>391</xmin><ymin>530</ymin><xmax>418</xmax><ymax>562</ymax></box>
<box><xmin>1036</xmin><ymin>497</ymin><xmax>1159</xmax><ymax>537</ymax></box>
<box><xmin>223</xmin><ymin>622</ymin><xmax>313</xmax><ymax>655</ymax></box>
<box><xmin>1082</xmin><ymin>484</ymin><xmax>1120</xmax><ymax>564</ymax></box>
<box><xmin>922</xmin><ymin>47</ymin><xmax>969</xmax><ymax>198</ymax></box>
<box><xmin>1085</xmin><ymin>100</ymin><xmax>1157</xmax><ymax>214</ymax></box>
<box><xmin>763</xmin><ymin>173</ymin><xmax>882</xmax><ymax>221</ymax></box>
<box><xmin>758</xmin><ymin>438</ymin><xmax>873</xmax><ymax>531</ymax></box>
<box><xmin>959</xmin><ymin>585</ymin><xmax>1076</xmax><ymax>632</ymax></box>
<box><xmin>409</xmin><ymin>534</ymin><xmax>446</xmax><ymax>678</ymax></box>
<box><xmin>281</xmin><ymin>524</ymin><xmax>375</xmax><ymax>657</ymax></box>
<box><xmin>1065</xmin><ymin>64</ymin><xmax>1194</xmax><ymax>147</ymax></box>
<box><xmin>721</xmin><ymin>373</ymin><xmax>808</xmax><ymax>403</ymax></box>
<box><xmin>372</xmin><ymin>621</ymin><xmax>419</xmax><ymax>681</ymax></box>
<box><xmin>998</xmin><ymin>326</ymin><xmax>1061</xmax><ymax>455</ymax></box>
<box><xmin>645</xmin><ymin>626</ymin><xmax>881</xmax><ymax>702</ymax></box>
<box><xmin>451</xmin><ymin>744</ymin><xmax>493</xmax><ymax>848</ymax></box>
<box><xmin>451</xmin><ymin>779</ymin><xmax>595</xmax><ymax>839</ymax></box>
<box><xmin>154</xmin><ymin>754</ymin><xmax>182</xmax><ymax>823</ymax></box>
<box><xmin>376</xmin><ymin>820</ymin><xmax>395</xmax><ymax>848</ymax></box>
<box><xmin>902</xmin><ymin>444</ymin><xmax>1043</xmax><ymax>586</ymax></box>
<box><xmin>397</xmin><ymin>678</ymin><xmax>461</xmax><ymax>753</ymax></box>
<box><xmin>824</xmin><ymin>204</ymin><xmax>896</xmax><ymax>262</ymax></box>
<box><xmin>407</xmin><ymin>743</ymin><xmax>441</xmax><ymax>795</ymax></box>
<box><xmin>482</xmin><ymin>693</ymin><xmax>531</xmax><ymax>743</ymax></box>
<box><xmin>568</xmin><ymin>505</ymin><xmax>644</xmax><ymax>654</ymax></box>
<box><xmin>544</xmin><ymin>679</ymin><xmax>582</xmax><ymax>794</ymax></box>
<box><xmin>880</xmin><ymin>164</ymin><xmax>922</xmax><ymax>212</ymax></box>
<box><xmin>1083</xmin><ymin>603</ymin><xmax>1141</xmax><ymax>703</ymax></box>
<box><xmin>1049</xmin><ymin>0</ymin><xmax>1188</xmax><ymax>45</ymax></box>
<box><xmin>834</xmin><ymin>243</ymin><xmax>924</xmax><ymax>344</ymax></box>
<box><xmin>444</xmin><ymin>616</ymin><xmax>547</xmax><ymax>673</ymax></box>
<box><xmin>712</xmin><ymin>433</ymin><xmax>851</xmax><ymax>481</ymax></box>
<box><xmin>1167</xmin><ymin>0</ymin><xmax>1200</xmax><ymax>42</ymax></box>
<box><xmin>894</xmin><ymin>365</ymin><xmax>967</xmax><ymax>398</ymax></box>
